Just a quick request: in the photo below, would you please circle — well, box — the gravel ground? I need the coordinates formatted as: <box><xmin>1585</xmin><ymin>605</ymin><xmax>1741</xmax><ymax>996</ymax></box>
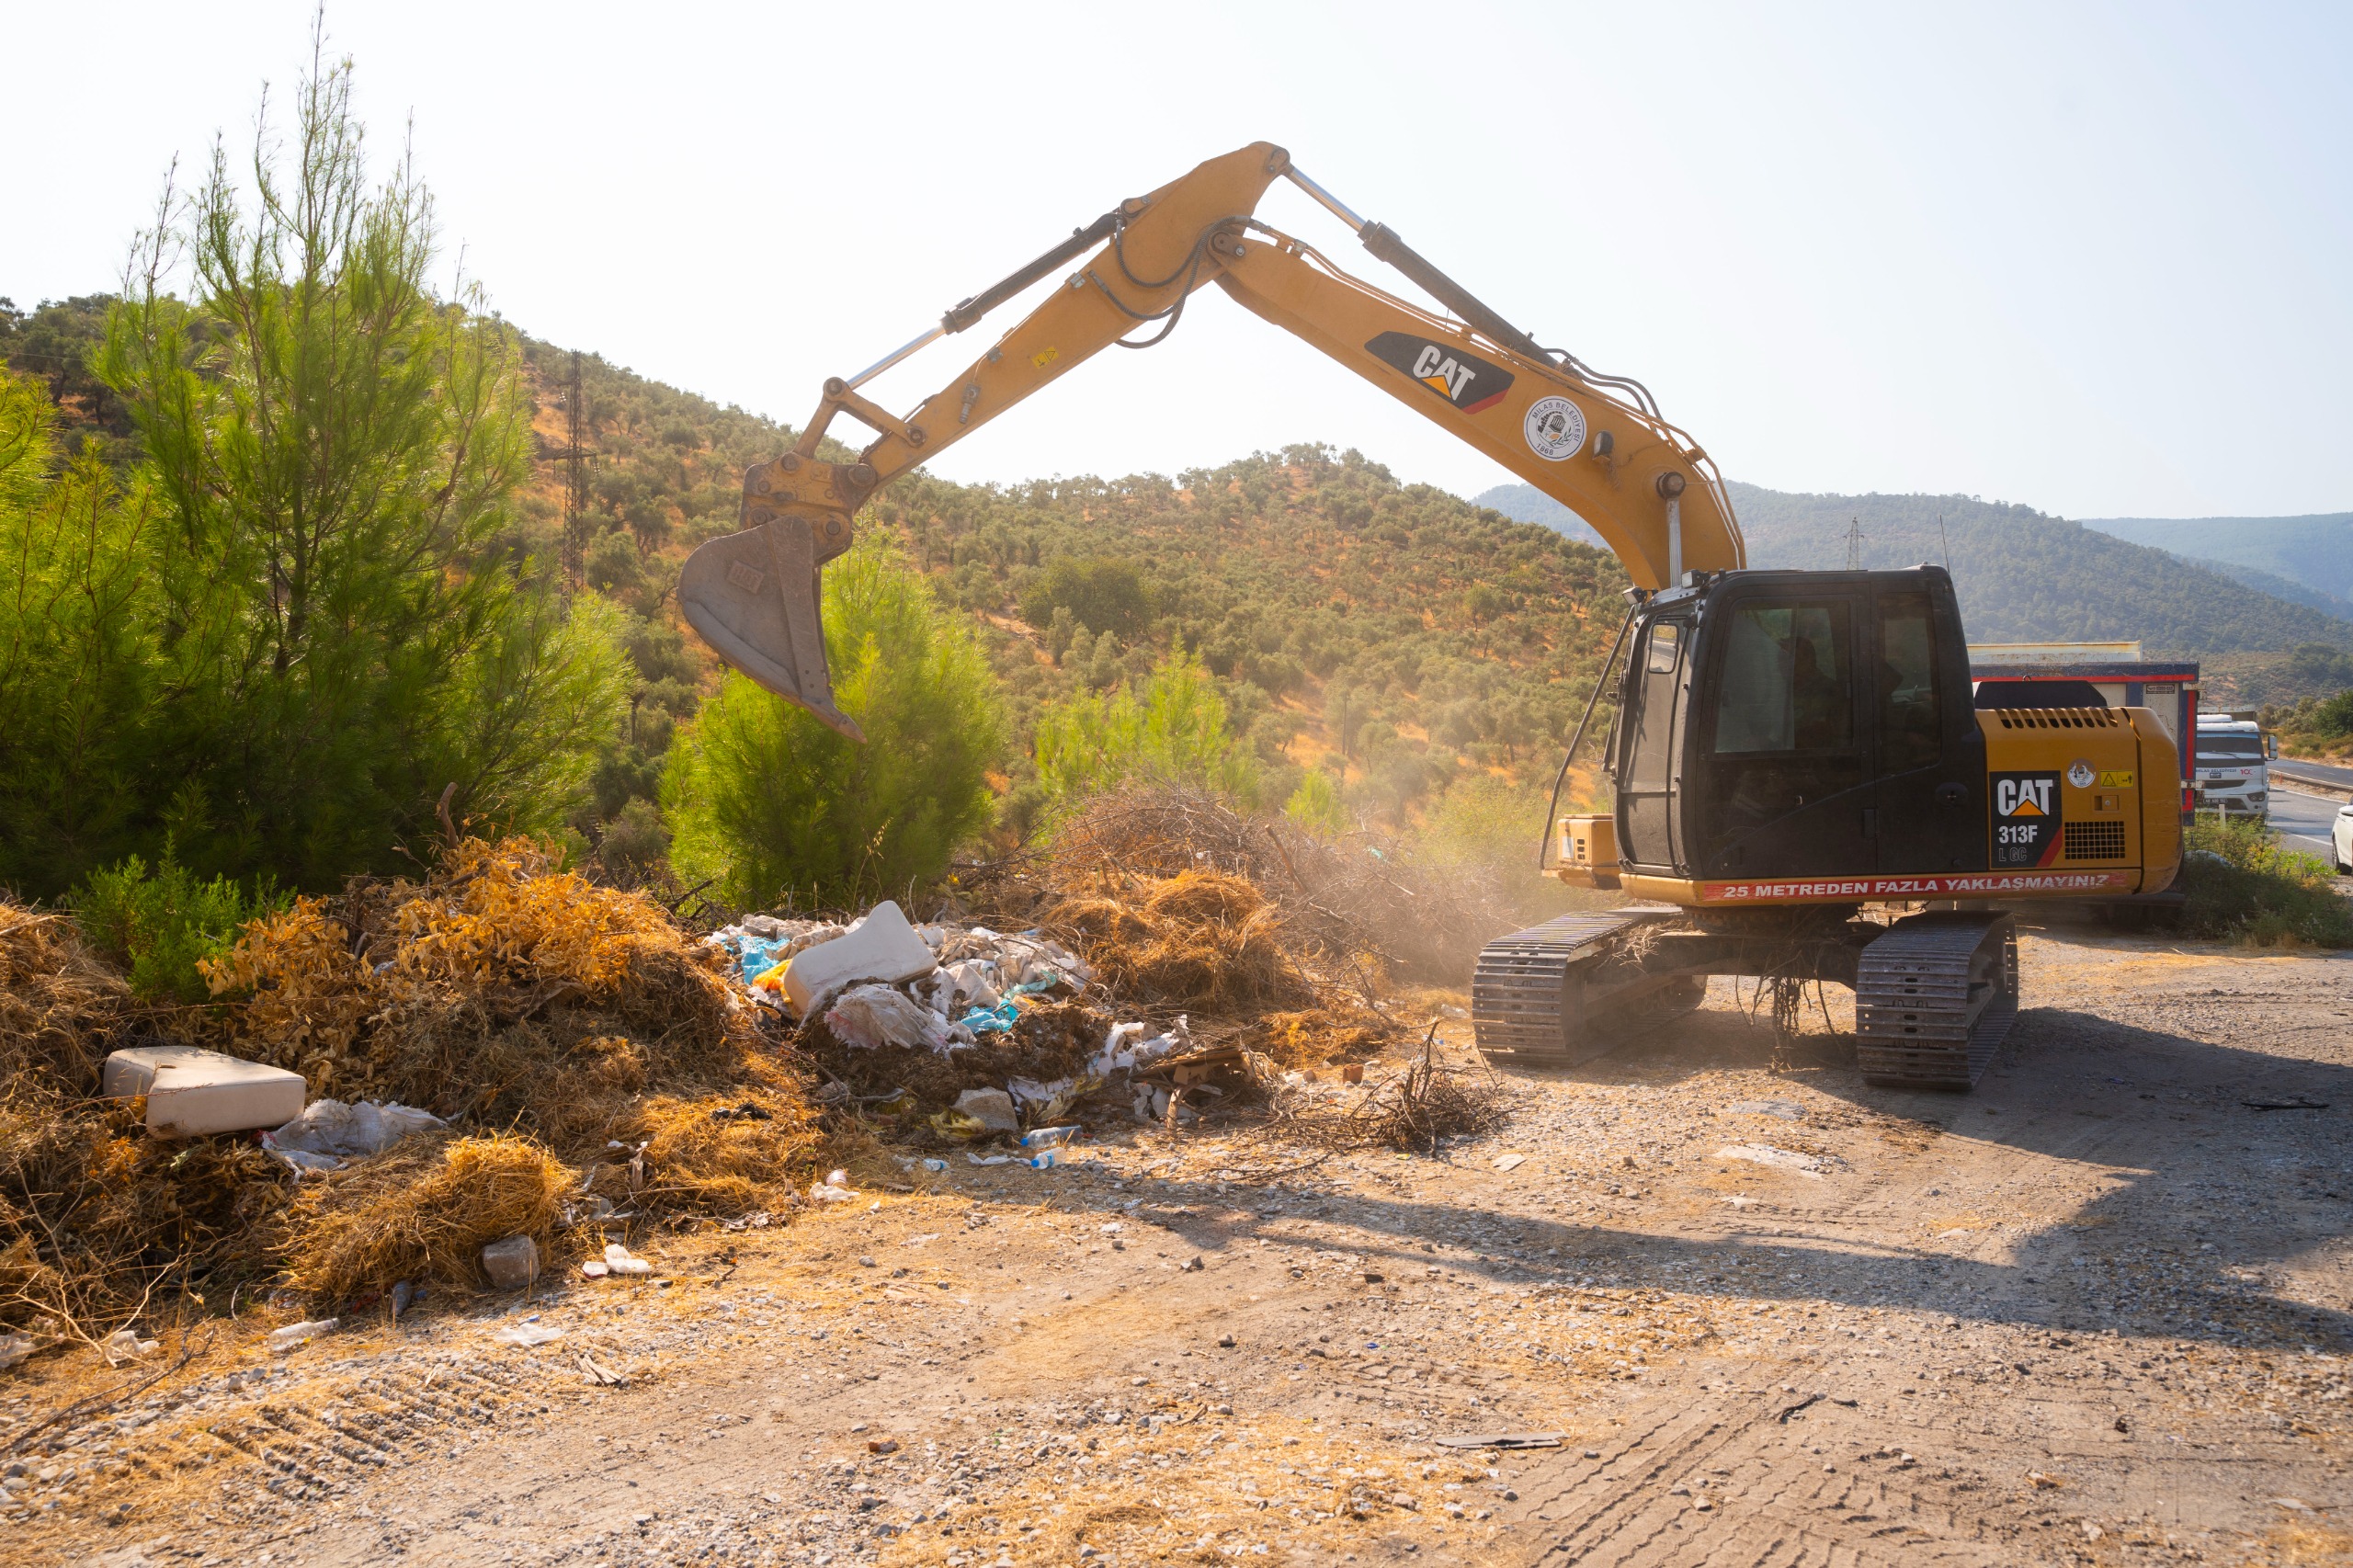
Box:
<box><xmin>6</xmin><ymin>921</ymin><xmax>2348</xmax><ymax>1567</ymax></box>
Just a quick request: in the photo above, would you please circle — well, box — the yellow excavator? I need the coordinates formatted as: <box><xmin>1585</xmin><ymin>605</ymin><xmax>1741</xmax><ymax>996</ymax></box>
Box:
<box><xmin>681</xmin><ymin>142</ymin><xmax>2183</xmax><ymax>1091</ymax></box>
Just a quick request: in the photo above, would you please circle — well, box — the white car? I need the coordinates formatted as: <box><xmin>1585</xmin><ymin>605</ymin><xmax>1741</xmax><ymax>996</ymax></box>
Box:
<box><xmin>2337</xmin><ymin>801</ymin><xmax>2353</xmax><ymax>875</ymax></box>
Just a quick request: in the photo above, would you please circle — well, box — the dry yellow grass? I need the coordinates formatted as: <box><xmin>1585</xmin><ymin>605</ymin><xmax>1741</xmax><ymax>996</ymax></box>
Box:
<box><xmin>1050</xmin><ymin>870</ymin><xmax>1315</xmax><ymax>1016</ymax></box>
<box><xmin>283</xmin><ymin>1133</ymin><xmax>576</xmax><ymax>1299</ymax></box>
<box><xmin>3</xmin><ymin>840</ymin><xmax>828</xmax><ymax>1325</ymax></box>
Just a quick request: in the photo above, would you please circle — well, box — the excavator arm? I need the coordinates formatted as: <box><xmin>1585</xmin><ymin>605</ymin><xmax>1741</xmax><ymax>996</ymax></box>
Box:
<box><xmin>679</xmin><ymin>142</ymin><xmax>1742</xmax><ymax>737</ymax></box>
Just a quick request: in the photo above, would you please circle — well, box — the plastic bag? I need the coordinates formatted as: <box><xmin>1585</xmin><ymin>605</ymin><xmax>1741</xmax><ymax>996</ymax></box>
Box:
<box><xmin>825</xmin><ymin>984</ymin><xmax>952</xmax><ymax>1051</ymax></box>
<box><xmin>956</xmin><ymin>1000</ymin><xmax>1020</xmax><ymax>1034</ymax></box>
<box><xmin>263</xmin><ymin>1099</ymin><xmax>447</xmax><ymax>1172</ymax></box>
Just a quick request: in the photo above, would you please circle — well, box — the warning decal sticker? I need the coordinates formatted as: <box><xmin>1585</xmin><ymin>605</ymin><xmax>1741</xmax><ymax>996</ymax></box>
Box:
<box><xmin>1991</xmin><ymin>771</ymin><xmax>2063</xmax><ymax>868</ymax></box>
<box><xmin>1700</xmin><ymin>870</ymin><xmax>2134</xmax><ymax>903</ymax></box>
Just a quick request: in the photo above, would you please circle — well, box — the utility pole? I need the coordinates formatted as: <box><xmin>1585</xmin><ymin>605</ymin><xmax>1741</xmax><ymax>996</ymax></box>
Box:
<box><xmin>546</xmin><ymin>351</ymin><xmax>599</xmax><ymax>598</ymax></box>
<box><xmin>1845</xmin><ymin>516</ymin><xmax>1867</xmax><ymax>571</ymax></box>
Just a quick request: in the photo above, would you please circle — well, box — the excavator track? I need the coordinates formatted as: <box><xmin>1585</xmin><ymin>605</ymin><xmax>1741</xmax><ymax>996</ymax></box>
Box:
<box><xmin>1853</xmin><ymin>912</ymin><xmax>2018</xmax><ymax>1089</ymax></box>
<box><xmin>1471</xmin><ymin>910</ymin><xmax>1694</xmax><ymax>1068</ymax></box>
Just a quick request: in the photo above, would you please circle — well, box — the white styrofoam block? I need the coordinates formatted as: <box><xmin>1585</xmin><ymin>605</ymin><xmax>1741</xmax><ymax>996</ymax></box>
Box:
<box><xmin>103</xmin><ymin>1046</ymin><xmax>308</xmax><ymax>1138</ymax></box>
<box><xmin>781</xmin><ymin>900</ymin><xmax>938</xmax><ymax>1015</ymax></box>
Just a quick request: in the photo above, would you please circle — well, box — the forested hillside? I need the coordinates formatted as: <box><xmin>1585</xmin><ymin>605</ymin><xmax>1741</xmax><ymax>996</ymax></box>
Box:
<box><xmin>1476</xmin><ymin>480</ymin><xmax>2352</xmax><ymax>656</ymax></box>
<box><xmin>508</xmin><ymin>339</ymin><xmax>1628</xmax><ymax>840</ymax></box>
<box><xmin>2171</xmin><ymin>556</ymin><xmax>2353</xmax><ymax>623</ymax></box>
<box><xmin>2081</xmin><ymin>512</ymin><xmax>2353</xmax><ymax>604</ymax></box>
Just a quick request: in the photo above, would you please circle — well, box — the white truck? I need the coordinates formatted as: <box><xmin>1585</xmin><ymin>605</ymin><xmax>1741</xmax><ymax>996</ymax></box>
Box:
<box><xmin>2192</xmin><ymin>714</ymin><xmax>2277</xmax><ymax>819</ymax></box>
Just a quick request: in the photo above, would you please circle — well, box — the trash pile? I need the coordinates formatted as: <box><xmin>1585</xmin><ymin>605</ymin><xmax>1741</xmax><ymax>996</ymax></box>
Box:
<box><xmin>0</xmin><ymin>839</ymin><xmax>828</xmax><ymax>1344</ymax></box>
<box><xmin>709</xmin><ymin>890</ymin><xmax>1353</xmax><ymax>1142</ymax></box>
<box><xmin>710</xmin><ymin>899</ymin><xmax>1095</xmax><ymax>1043</ymax></box>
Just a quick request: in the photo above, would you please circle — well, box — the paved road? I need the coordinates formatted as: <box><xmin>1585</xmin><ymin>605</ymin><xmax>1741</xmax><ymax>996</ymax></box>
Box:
<box><xmin>2274</xmin><ymin>755</ymin><xmax>2353</xmax><ymax>790</ymax></box>
<box><xmin>2268</xmin><ymin>783</ymin><xmax>2347</xmax><ymax>861</ymax></box>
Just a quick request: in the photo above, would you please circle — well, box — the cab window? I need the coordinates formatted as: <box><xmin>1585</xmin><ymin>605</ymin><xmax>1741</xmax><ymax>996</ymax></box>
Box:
<box><xmin>1712</xmin><ymin>603</ymin><xmax>1853</xmax><ymax>755</ymax></box>
<box><xmin>1877</xmin><ymin>591</ymin><xmax>1940</xmax><ymax>772</ymax></box>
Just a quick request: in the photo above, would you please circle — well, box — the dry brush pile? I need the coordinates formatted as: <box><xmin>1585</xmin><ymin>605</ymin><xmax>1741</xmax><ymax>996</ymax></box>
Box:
<box><xmin>0</xmin><ymin>840</ymin><xmax>827</xmax><ymax>1338</ymax></box>
<box><xmin>971</xmin><ymin>784</ymin><xmax>1524</xmax><ymax>1064</ymax></box>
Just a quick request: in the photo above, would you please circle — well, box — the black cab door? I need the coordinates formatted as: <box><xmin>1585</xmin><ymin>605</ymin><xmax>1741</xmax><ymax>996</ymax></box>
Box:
<box><xmin>1867</xmin><ymin>573</ymin><xmax>1986</xmax><ymax>875</ymax></box>
<box><xmin>1688</xmin><ymin>577</ymin><xmax>1873</xmax><ymax>880</ymax></box>
<box><xmin>1614</xmin><ymin>608</ymin><xmax>1695</xmax><ymax>871</ymax></box>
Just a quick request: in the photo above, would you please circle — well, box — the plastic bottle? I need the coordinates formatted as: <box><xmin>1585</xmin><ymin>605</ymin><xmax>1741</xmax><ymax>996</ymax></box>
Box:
<box><xmin>1020</xmin><ymin>1125</ymin><xmax>1082</xmax><ymax>1149</ymax></box>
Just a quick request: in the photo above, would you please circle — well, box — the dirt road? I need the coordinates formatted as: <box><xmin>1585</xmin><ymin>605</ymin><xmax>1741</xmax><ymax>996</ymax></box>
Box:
<box><xmin>17</xmin><ymin>921</ymin><xmax>2351</xmax><ymax>1567</ymax></box>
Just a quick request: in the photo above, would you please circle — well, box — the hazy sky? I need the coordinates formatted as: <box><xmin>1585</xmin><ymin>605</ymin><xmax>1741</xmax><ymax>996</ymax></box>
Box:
<box><xmin>6</xmin><ymin>2</ymin><xmax>2348</xmax><ymax>520</ymax></box>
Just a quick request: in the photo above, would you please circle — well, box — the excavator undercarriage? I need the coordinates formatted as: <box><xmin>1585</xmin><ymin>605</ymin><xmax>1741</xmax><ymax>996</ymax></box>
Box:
<box><xmin>1472</xmin><ymin>907</ymin><xmax>2018</xmax><ymax>1089</ymax></box>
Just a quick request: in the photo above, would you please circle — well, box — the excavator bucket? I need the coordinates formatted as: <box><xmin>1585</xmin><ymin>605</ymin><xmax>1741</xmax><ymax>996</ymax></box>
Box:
<box><xmin>678</xmin><ymin>519</ymin><xmax>865</xmax><ymax>742</ymax></box>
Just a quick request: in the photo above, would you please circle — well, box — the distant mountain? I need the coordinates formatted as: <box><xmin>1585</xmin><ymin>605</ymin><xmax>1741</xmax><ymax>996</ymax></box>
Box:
<box><xmin>1472</xmin><ymin>482</ymin><xmax>2353</xmax><ymax>657</ymax></box>
<box><xmin>2176</xmin><ymin>555</ymin><xmax>2353</xmax><ymax>623</ymax></box>
<box><xmin>1473</xmin><ymin>484</ymin><xmax>1605</xmax><ymax>549</ymax></box>
<box><xmin>2079</xmin><ymin>513</ymin><xmax>2353</xmax><ymax>602</ymax></box>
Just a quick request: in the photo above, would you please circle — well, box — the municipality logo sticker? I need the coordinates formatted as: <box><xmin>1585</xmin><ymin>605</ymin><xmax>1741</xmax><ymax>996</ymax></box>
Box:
<box><xmin>2067</xmin><ymin>759</ymin><xmax>2095</xmax><ymax>789</ymax></box>
<box><xmin>1524</xmin><ymin>396</ymin><xmax>1586</xmax><ymax>461</ymax></box>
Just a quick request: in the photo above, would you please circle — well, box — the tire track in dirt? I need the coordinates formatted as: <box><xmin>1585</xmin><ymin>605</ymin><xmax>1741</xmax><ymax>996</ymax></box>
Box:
<box><xmin>1495</xmin><ymin>1382</ymin><xmax>2017</xmax><ymax>1566</ymax></box>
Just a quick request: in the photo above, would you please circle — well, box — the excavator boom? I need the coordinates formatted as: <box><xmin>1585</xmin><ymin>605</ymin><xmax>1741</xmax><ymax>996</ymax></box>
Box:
<box><xmin>679</xmin><ymin>142</ymin><xmax>1738</xmax><ymax>733</ymax></box>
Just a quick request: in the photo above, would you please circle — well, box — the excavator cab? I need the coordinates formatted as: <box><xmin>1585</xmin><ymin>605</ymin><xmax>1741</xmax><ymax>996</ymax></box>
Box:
<box><xmin>1608</xmin><ymin>566</ymin><xmax>1986</xmax><ymax>882</ymax></box>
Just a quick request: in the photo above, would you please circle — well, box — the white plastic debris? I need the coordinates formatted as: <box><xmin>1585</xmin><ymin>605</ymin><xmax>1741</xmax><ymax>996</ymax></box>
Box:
<box><xmin>781</xmin><ymin>900</ymin><xmax>938</xmax><ymax>1015</ymax></box>
<box><xmin>0</xmin><ymin>1332</ymin><xmax>35</xmax><ymax>1371</ymax></box>
<box><xmin>102</xmin><ymin>1046</ymin><xmax>307</xmax><ymax>1138</ymax></box>
<box><xmin>809</xmin><ymin>1169</ymin><xmax>859</xmax><ymax>1204</ymax></box>
<box><xmin>267</xmin><ymin>1318</ymin><xmax>339</xmax><ymax>1353</ymax></box>
<box><xmin>262</xmin><ymin>1099</ymin><xmax>446</xmax><ymax>1172</ymax></box>
<box><xmin>825</xmin><ymin>983</ymin><xmax>953</xmax><ymax>1051</ymax></box>
<box><xmin>1007</xmin><ymin>1077</ymin><xmax>1081</xmax><ymax>1122</ymax></box>
<box><xmin>602</xmin><ymin>1243</ymin><xmax>654</xmax><ymax>1276</ymax></box>
<box><xmin>494</xmin><ymin>1321</ymin><xmax>563</xmax><ymax>1347</ymax></box>
<box><xmin>101</xmin><ymin>1328</ymin><xmax>160</xmax><ymax>1365</ymax></box>
<box><xmin>942</xmin><ymin>959</ymin><xmax>1001</xmax><ymax>1009</ymax></box>
<box><xmin>1090</xmin><ymin>1016</ymin><xmax>1188</xmax><ymax>1077</ymax></box>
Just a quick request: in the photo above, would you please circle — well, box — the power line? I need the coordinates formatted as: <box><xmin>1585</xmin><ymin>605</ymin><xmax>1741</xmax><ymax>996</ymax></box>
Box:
<box><xmin>543</xmin><ymin>350</ymin><xmax>599</xmax><ymax>597</ymax></box>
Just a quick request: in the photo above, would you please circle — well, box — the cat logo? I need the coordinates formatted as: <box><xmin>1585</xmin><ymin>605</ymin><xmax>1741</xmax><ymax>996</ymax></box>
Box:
<box><xmin>1995</xmin><ymin>777</ymin><xmax>2054</xmax><ymax>816</ymax></box>
<box><xmin>1990</xmin><ymin>770</ymin><xmax>2063</xmax><ymax>868</ymax></box>
<box><xmin>1364</xmin><ymin>332</ymin><xmax>1514</xmax><ymax>414</ymax></box>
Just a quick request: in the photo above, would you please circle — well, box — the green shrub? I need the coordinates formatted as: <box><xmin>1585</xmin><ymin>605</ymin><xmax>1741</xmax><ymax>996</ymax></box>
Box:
<box><xmin>663</xmin><ymin>536</ymin><xmax>1006</xmax><ymax>909</ymax></box>
<box><xmin>0</xmin><ymin>53</ymin><xmax>632</xmax><ymax>899</ymax></box>
<box><xmin>2312</xmin><ymin>687</ymin><xmax>2353</xmax><ymax>740</ymax></box>
<box><xmin>74</xmin><ymin>850</ymin><xmax>285</xmax><ymax>1003</ymax></box>
<box><xmin>2177</xmin><ymin>817</ymin><xmax>2353</xmax><ymax>948</ymax></box>
<box><xmin>1018</xmin><ymin>555</ymin><xmax>1155</xmax><ymax>638</ymax></box>
<box><xmin>1033</xmin><ymin>648</ymin><xmax>1257</xmax><ymax>807</ymax></box>
<box><xmin>1284</xmin><ymin>770</ymin><xmax>1349</xmax><ymax>837</ymax></box>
